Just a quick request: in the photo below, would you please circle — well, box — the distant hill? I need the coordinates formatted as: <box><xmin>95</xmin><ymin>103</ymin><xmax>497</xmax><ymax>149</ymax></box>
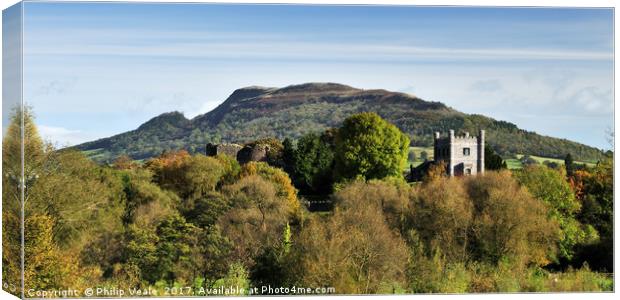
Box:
<box><xmin>74</xmin><ymin>82</ymin><xmax>604</xmax><ymax>163</ymax></box>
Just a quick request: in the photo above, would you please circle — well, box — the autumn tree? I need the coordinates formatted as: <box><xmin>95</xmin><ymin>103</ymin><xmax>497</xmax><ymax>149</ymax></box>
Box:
<box><xmin>297</xmin><ymin>200</ymin><xmax>409</xmax><ymax>293</ymax></box>
<box><xmin>3</xmin><ymin>107</ymin><xmax>124</xmax><ymax>293</ymax></box>
<box><xmin>239</xmin><ymin>161</ymin><xmax>300</xmax><ymax>217</ymax></box>
<box><xmin>424</xmin><ymin>161</ymin><xmax>448</xmax><ymax>183</ymax></box>
<box><xmin>23</xmin><ymin>215</ymin><xmax>71</xmax><ymax>291</ymax></box>
<box><xmin>409</xmin><ymin>176</ymin><xmax>473</xmax><ymax>262</ymax></box>
<box><xmin>122</xmin><ymin>171</ymin><xmax>180</xmax><ymax>227</ymax></box>
<box><xmin>218</xmin><ymin>175</ymin><xmax>291</xmax><ymax>267</ymax></box>
<box><xmin>571</xmin><ymin>157</ymin><xmax>613</xmax><ymax>272</ymax></box>
<box><xmin>144</xmin><ymin>150</ymin><xmax>191</xmax><ymax>191</ymax></box>
<box><xmin>332</xmin><ymin>179</ymin><xmax>410</xmax><ymax>233</ymax></box>
<box><xmin>146</xmin><ymin>152</ymin><xmax>229</xmax><ymax>200</ymax></box>
<box><xmin>112</xmin><ymin>155</ymin><xmax>139</xmax><ymax>170</ymax></box>
<box><xmin>464</xmin><ymin>171</ymin><xmax>558</xmax><ymax>267</ymax></box>
<box><xmin>2</xmin><ymin>107</ymin><xmax>51</xmax><ymax>211</ymax></box>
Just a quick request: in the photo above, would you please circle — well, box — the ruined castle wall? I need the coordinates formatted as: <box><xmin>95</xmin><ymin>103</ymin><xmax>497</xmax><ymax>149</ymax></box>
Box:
<box><xmin>206</xmin><ymin>143</ymin><xmax>243</xmax><ymax>158</ymax></box>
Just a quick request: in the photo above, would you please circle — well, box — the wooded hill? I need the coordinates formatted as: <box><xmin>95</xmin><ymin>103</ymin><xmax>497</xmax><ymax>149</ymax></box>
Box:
<box><xmin>74</xmin><ymin>83</ymin><xmax>604</xmax><ymax>163</ymax></box>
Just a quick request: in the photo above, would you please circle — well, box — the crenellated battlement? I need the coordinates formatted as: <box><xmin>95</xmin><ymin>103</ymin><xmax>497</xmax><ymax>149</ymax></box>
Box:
<box><xmin>434</xmin><ymin>130</ymin><xmax>483</xmax><ymax>141</ymax></box>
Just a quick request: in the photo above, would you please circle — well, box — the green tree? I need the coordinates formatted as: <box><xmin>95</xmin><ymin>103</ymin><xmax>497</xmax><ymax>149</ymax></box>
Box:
<box><xmin>181</xmin><ymin>191</ymin><xmax>231</xmax><ymax>228</ymax></box>
<box><xmin>183</xmin><ymin>154</ymin><xmax>227</xmax><ymax>199</ymax></box>
<box><xmin>250</xmin><ymin>224</ymin><xmax>298</xmax><ymax>289</ymax></box>
<box><xmin>292</xmin><ymin>132</ymin><xmax>335</xmax><ymax>194</ymax></box>
<box><xmin>282</xmin><ymin>137</ymin><xmax>296</xmax><ymax>175</ymax></box>
<box><xmin>420</xmin><ymin>151</ymin><xmax>429</xmax><ymax>161</ymax></box>
<box><xmin>123</xmin><ymin>224</ymin><xmax>160</xmax><ymax>284</ymax></box>
<box><xmin>154</xmin><ymin>215</ymin><xmax>200</xmax><ymax>285</ymax></box>
<box><xmin>334</xmin><ymin>112</ymin><xmax>409</xmax><ymax>181</ymax></box>
<box><xmin>196</xmin><ymin>226</ymin><xmax>234</xmax><ymax>286</ymax></box>
<box><xmin>520</xmin><ymin>155</ymin><xmax>538</xmax><ymax>166</ymax></box>
<box><xmin>564</xmin><ymin>153</ymin><xmax>575</xmax><ymax>177</ymax></box>
<box><xmin>212</xmin><ymin>262</ymin><xmax>250</xmax><ymax>295</ymax></box>
<box><xmin>515</xmin><ymin>165</ymin><xmax>597</xmax><ymax>262</ymax></box>
<box><xmin>408</xmin><ymin>149</ymin><xmax>416</xmax><ymax>162</ymax></box>
<box><xmin>25</xmin><ymin>143</ymin><xmax>126</xmax><ymax>250</ymax></box>
<box><xmin>485</xmin><ymin>145</ymin><xmax>506</xmax><ymax>170</ymax></box>
<box><xmin>213</xmin><ymin>153</ymin><xmax>242</xmax><ymax>186</ymax></box>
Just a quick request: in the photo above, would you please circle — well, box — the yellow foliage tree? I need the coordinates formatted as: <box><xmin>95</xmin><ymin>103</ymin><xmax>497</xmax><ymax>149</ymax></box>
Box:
<box><xmin>240</xmin><ymin>161</ymin><xmax>300</xmax><ymax>217</ymax></box>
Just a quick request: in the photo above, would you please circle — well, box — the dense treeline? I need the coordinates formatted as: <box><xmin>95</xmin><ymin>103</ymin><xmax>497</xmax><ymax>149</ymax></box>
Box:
<box><xmin>2</xmin><ymin>109</ymin><xmax>613</xmax><ymax>296</ymax></box>
<box><xmin>75</xmin><ymin>84</ymin><xmax>604</xmax><ymax>164</ymax></box>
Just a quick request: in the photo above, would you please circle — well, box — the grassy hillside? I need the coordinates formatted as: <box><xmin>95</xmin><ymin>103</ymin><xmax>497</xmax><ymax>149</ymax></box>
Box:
<box><xmin>74</xmin><ymin>83</ymin><xmax>605</xmax><ymax>164</ymax></box>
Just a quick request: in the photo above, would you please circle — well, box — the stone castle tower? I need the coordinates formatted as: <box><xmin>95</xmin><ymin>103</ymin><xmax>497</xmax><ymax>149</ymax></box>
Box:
<box><xmin>434</xmin><ymin>129</ymin><xmax>485</xmax><ymax>176</ymax></box>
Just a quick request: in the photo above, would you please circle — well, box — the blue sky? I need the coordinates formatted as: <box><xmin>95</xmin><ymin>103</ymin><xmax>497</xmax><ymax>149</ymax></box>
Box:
<box><xmin>16</xmin><ymin>2</ymin><xmax>614</xmax><ymax>149</ymax></box>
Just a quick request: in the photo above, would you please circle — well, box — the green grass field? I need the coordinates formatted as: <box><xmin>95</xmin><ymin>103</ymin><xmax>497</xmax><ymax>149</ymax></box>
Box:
<box><xmin>505</xmin><ymin>158</ymin><xmax>523</xmax><ymax>170</ymax></box>
<box><xmin>508</xmin><ymin>154</ymin><xmax>596</xmax><ymax>170</ymax></box>
<box><xmin>82</xmin><ymin>148</ymin><xmax>107</xmax><ymax>160</ymax></box>
<box><xmin>406</xmin><ymin>146</ymin><xmax>434</xmax><ymax>169</ymax></box>
<box><xmin>407</xmin><ymin>147</ymin><xmax>596</xmax><ymax>171</ymax></box>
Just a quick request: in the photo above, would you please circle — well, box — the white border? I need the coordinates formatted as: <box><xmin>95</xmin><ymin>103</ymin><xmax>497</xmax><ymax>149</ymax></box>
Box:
<box><xmin>0</xmin><ymin>1</ymin><xmax>617</xmax><ymax>300</ymax></box>
<box><xmin>0</xmin><ymin>0</ymin><xmax>616</xmax><ymax>8</ymax></box>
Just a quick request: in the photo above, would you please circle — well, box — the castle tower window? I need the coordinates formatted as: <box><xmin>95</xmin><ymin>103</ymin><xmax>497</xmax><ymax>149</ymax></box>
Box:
<box><xmin>429</xmin><ymin>129</ymin><xmax>485</xmax><ymax>179</ymax></box>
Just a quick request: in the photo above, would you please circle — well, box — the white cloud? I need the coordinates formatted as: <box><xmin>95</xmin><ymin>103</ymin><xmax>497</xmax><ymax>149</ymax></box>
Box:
<box><xmin>35</xmin><ymin>78</ymin><xmax>77</xmax><ymax>96</ymax></box>
<box><xmin>569</xmin><ymin>86</ymin><xmax>613</xmax><ymax>113</ymax></box>
<box><xmin>37</xmin><ymin>125</ymin><xmax>102</xmax><ymax>147</ymax></box>
<box><xmin>24</xmin><ymin>33</ymin><xmax>612</xmax><ymax>62</ymax></box>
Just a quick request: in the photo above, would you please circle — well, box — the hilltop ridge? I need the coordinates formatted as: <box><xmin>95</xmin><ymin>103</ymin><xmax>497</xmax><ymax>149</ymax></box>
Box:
<box><xmin>74</xmin><ymin>83</ymin><xmax>604</xmax><ymax>163</ymax></box>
